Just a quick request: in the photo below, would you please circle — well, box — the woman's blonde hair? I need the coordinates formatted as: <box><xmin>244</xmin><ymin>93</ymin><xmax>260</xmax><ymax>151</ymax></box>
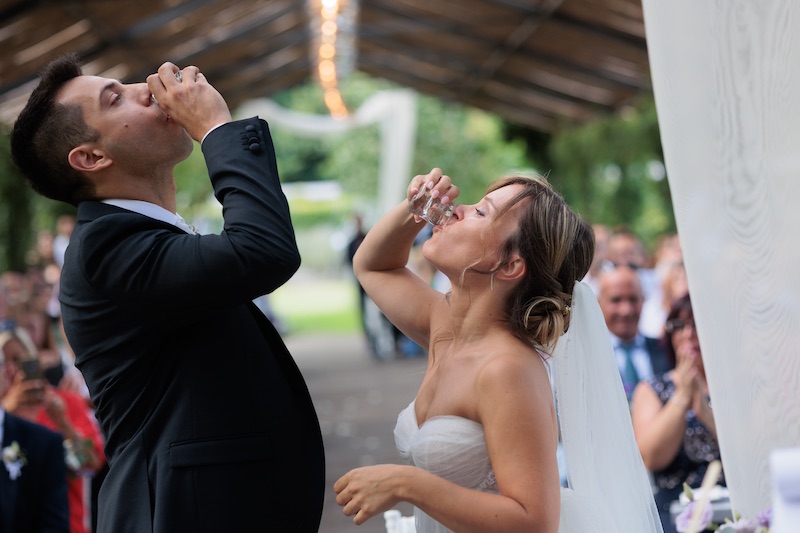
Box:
<box><xmin>478</xmin><ymin>173</ymin><xmax>594</xmax><ymax>353</ymax></box>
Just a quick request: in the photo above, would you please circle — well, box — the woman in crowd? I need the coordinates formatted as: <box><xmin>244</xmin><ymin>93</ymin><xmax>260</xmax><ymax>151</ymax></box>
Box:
<box><xmin>632</xmin><ymin>294</ymin><xmax>722</xmax><ymax>533</ymax></box>
<box><xmin>335</xmin><ymin>168</ymin><xmax>662</xmax><ymax>533</ymax></box>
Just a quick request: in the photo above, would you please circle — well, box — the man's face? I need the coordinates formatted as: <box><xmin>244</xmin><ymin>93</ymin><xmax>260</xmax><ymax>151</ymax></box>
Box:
<box><xmin>56</xmin><ymin>75</ymin><xmax>193</xmax><ymax>174</ymax></box>
<box><xmin>607</xmin><ymin>234</ymin><xmax>645</xmax><ymax>269</ymax></box>
<box><xmin>598</xmin><ymin>268</ymin><xmax>643</xmax><ymax>341</ymax></box>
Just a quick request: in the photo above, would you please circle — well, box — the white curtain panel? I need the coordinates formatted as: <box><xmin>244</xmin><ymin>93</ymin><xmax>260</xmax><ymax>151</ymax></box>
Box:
<box><xmin>641</xmin><ymin>0</ymin><xmax>800</xmax><ymax>517</ymax></box>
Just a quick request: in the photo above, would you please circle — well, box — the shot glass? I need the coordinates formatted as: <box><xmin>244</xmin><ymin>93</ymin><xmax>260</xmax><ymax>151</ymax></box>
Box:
<box><xmin>409</xmin><ymin>187</ymin><xmax>455</xmax><ymax>226</ymax></box>
<box><xmin>151</xmin><ymin>71</ymin><xmax>182</xmax><ymax>105</ymax></box>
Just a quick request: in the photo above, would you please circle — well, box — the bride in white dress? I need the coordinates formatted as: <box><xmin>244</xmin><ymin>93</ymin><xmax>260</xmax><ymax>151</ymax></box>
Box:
<box><xmin>335</xmin><ymin>168</ymin><xmax>662</xmax><ymax>533</ymax></box>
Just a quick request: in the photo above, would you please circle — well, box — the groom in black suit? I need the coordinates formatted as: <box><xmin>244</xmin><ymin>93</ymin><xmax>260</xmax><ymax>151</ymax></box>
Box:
<box><xmin>10</xmin><ymin>55</ymin><xmax>324</xmax><ymax>532</ymax></box>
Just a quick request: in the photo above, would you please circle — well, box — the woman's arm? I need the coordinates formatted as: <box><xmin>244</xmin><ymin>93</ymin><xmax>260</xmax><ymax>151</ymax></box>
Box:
<box><xmin>630</xmin><ymin>370</ymin><xmax>693</xmax><ymax>471</ymax></box>
<box><xmin>353</xmin><ymin>169</ymin><xmax>457</xmax><ymax>348</ymax></box>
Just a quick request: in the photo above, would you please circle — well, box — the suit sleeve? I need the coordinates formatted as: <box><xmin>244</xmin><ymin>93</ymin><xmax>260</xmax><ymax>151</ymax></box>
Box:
<box><xmin>74</xmin><ymin>118</ymin><xmax>300</xmax><ymax>314</ymax></box>
<box><xmin>37</xmin><ymin>431</ymin><xmax>69</xmax><ymax>533</ymax></box>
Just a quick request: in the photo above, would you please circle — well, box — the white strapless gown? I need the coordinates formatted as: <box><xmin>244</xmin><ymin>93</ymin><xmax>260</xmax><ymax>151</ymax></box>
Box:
<box><xmin>394</xmin><ymin>400</ymin><xmax>499</xmax><ymax>533</ymax></box>
<box><xmin>393</xmin><ymin>400</ymin><xmax>598</xmax><ymax>533</ymax></box>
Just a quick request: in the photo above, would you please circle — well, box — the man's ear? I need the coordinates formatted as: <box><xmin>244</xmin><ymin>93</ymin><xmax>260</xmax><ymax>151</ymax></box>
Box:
<box><xmin>496</xmin><ymin>253</ymin><xmax>527</xmax><ymax>283</ymax></box>
<box><xmin>67</xmin><ymin>144</ymin><xmax>112</xmax><ymax>174</ymax></box>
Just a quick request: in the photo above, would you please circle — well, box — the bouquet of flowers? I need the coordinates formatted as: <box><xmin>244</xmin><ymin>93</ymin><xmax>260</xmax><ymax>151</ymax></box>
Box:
<box><xmin>676</xmin><ymin>483</ymin><xmax>771</xmax><ymax>533</ymax></box>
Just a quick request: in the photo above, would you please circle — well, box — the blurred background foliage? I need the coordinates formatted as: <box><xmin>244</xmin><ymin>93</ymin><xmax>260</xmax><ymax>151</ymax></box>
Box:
<box><xmin>0</xmin><ymin>72</ymin><xmax>674</xmax><ymax>274</ymax></box>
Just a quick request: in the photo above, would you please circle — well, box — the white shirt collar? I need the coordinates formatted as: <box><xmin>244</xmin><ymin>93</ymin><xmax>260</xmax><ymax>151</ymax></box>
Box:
<box><xmin>610</xmin><ymin>333</ymin><xmax>645</xmax><ymax>350</ymax></box>
<box><xmin>101</xmin><ymin>199</ymin><xmax>195</xmax><ymax>234</ymax></box>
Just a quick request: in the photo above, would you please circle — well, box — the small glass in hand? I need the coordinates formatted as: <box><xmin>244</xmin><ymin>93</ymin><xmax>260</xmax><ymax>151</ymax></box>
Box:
<box><xmin>409</xmin><ymin>187</ymin><xmax>455</xmax><ymax>226</ymax></box>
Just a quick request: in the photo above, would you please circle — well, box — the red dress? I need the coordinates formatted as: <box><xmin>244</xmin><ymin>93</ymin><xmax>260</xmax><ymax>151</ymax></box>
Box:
<box><xmin>36</xmin><ymin>389</ymin><xmax>105</xmax><ymax>533</ymax></box>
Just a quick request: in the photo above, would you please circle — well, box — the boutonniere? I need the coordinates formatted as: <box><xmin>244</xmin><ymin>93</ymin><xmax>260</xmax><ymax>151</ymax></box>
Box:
<box><xmin>2</xmin><ymin>441</ymin><xmax>27</xmax><ymax>480</ymax></box>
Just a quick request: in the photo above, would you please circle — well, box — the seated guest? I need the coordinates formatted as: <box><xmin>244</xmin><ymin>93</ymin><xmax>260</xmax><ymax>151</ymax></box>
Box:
<box><xmin>1</xmin><ymin>324</ymin><xmax>104</xmax><ymax>533</ymax></box>
<box><xmin>631</xmin><ymin>294</ymin><xmax>723</xmax><ymax>533</ymax></box>
<box><xmin>0</xmin><ymin>320</ymin><xmax>69</xmax><ymax>533</ymax></box>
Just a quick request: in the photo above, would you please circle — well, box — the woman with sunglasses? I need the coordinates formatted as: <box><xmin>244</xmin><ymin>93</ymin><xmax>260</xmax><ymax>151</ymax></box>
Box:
<box><xmin>631</xmin><ymin>294</ymin><xmax>723</xmax><ymax>533</ymax></box>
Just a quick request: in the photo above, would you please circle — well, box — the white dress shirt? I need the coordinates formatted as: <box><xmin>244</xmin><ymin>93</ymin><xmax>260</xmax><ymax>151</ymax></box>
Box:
<box><xmin>101</xmin><ymin>199</ymin><xmax>196</xmax><ymax>234</ymax></box>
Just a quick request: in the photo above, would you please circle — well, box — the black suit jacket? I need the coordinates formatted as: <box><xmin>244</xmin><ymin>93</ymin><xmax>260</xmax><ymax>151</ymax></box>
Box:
<box><xmin>0</xmin><ymin>413</ymin><xmax>69</xmax><ymax>533</ymax></box>
<box><xmin>59</xmin><ymin>119</ymin><xmax>324</xmax><ymax>533</ymax></box>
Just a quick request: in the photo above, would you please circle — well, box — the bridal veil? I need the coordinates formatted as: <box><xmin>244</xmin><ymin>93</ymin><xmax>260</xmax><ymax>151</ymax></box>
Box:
<box><xmin>552</xmin><ymin>281</ymin><xmax>663</xmax><ymax>533</ymax></box>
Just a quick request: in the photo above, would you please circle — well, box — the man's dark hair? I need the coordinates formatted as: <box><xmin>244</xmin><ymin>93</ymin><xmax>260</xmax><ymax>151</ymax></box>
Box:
<box><xmin>11</xmin><ymin>53</ymin><xmax>98</xmax><ymax>206</ymax></box>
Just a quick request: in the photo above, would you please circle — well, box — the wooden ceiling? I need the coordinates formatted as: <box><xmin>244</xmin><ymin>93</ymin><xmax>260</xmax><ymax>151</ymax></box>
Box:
<box><xmin>0</xmin><ymin>0</ymin><xmax>651</xmax><ymax>132</ymax></box>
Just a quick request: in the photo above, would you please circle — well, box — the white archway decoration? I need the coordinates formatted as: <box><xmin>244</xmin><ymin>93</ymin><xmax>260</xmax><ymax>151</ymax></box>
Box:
<box><xmin>237</xmin><ymin>89</ymin><xmax>418</xmax><ymax>215</ymax></box>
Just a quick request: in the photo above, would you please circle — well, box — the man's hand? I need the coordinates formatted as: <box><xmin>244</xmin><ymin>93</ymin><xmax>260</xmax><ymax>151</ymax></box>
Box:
<box><xmin>147</xmin><ymin>62</ymin><xmax>232</xmax><ymax>142</ymax></box>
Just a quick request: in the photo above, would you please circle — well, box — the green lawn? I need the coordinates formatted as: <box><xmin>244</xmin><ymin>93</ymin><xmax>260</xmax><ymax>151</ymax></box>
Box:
<box><xmin>271</xmin><ymin>277</ymin><xmax>361</xmax><ymax>335</ymax></box>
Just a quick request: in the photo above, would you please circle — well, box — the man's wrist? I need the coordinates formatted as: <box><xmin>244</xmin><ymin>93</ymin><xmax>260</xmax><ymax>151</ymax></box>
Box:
<box><xmin>200</xmin><ymin>122</ymin><xmax>228</xmax><ymax>145</ymax></box>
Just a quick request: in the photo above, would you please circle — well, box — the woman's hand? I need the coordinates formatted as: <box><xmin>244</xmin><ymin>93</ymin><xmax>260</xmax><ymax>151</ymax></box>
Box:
<box><xmin>1</xmin><ymin>372</ymin><xmax>45</xmax><ymax>415</ymax></box>
<box><xmin>334</xmin><ymin>464</ymin><xmax>411</xmax><ymax>525</ymax></box>
<box><xmin>407</xmin><ymin>168</ymin><xmax>459</xmax><ymax>223</ymax></box>
<box><xmin>670</xmin><ymin>353</ymin><xmax>698</xmax><ymax>411</ymax></box>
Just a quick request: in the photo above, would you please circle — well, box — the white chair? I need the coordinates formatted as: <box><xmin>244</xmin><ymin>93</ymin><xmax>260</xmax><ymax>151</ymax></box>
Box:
<box><xmin>384</xmin><ymin>510</ymin><xmax>416</xmax><ymax>533</ymax></box>
<box><xmin>771</xmin><ymin>447</ymin><xmax>800</xmax><ymax>533</ymax></box>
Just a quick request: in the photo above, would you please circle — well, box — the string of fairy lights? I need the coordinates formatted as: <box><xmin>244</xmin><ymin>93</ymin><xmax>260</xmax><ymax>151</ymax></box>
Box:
<box><xmin>308</xmin><ymin>0</ymin><xmax>358</xmax><ymax>117</ymax></box>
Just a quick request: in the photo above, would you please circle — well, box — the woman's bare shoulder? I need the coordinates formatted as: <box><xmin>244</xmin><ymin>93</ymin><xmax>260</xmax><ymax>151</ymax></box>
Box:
<box><xmin>474</xmin><ymin>335</ymin><xmax>551</xmax><ymax>394</ymax></box>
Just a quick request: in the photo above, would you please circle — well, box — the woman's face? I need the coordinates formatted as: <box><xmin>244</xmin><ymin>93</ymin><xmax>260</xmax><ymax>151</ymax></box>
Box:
<box><xmin>1</xmin><ymin>337</ymin><xmax>27</xmax><ymax>383</ymax></box>
<box><xmin>669</xmin><ymin>310</ymin><xmax>702</xmax><ymax>368</ymax></box>
<box><xmin>422</xmin><ymin>184</ymin><xmax>525</xmax><ymax>280</ymax></box>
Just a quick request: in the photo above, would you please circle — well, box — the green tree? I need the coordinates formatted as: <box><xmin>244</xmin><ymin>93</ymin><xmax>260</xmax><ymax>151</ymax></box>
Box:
<box><xmin>0</xmin><ymin>130</ymin><xmax>33</xmax><ymax>272</ymax></box>
<box><xmin>0</xmin><ymin>131</ymin><xmax>71</xmax><ymax>273</ymax></box>
<box><xmin>546</xmin><ymin>95</ymin><xmax>675</xmax><ymax>246</ymax></box>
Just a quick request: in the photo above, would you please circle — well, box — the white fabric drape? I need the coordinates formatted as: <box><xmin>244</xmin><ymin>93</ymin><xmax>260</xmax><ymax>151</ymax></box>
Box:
<box><xmin>641</xmin><ymin>0</ymin><xmax>800</xmax><ymax>518</ymax></box>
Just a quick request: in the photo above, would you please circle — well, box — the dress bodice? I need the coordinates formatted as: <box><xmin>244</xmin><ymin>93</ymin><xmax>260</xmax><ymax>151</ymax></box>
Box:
<box><xmin>394</xmin><ymin>400</ymin><xmax>498</xmax><ymax>533</ymax></box>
